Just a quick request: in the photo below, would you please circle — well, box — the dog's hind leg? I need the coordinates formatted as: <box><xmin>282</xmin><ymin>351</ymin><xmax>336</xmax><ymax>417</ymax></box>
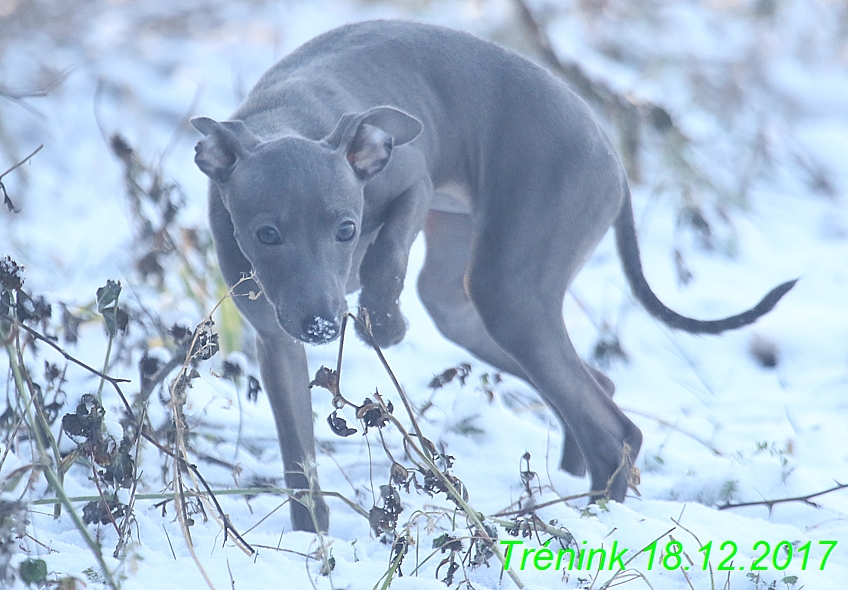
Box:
<box><xmin>463</xmin><ymin>183</ymin><xmax>641</xmax><ymax>502</ymax></box>
<box><xmin>417</xmin><ymin>210</ymin><xmax>598</xmax><ymax>477</ymax></box>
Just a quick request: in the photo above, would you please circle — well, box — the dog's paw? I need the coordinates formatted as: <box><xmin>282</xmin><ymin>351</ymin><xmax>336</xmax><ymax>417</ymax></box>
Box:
<box><xmin>357</xmin><ymin>304</ymin><xmax>407</xmax><ymax>348</ymax></box>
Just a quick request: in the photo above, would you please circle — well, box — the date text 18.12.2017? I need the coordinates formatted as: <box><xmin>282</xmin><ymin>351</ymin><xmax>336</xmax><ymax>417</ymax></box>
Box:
<box><xmin>499</xmin><ymin>539</ymin><xmax>838</xmax><ymax>572</ymax></box>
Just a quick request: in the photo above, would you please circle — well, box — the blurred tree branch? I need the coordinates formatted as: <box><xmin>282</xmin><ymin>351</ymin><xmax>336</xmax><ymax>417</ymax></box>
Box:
<box><xmin>512</xmin><ymin>0</ymin><xmax>677</xmax><ymax>183</ymax></box>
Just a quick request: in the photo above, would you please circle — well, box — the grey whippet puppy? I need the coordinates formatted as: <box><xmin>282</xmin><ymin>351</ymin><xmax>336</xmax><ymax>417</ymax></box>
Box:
<box><xmin>191</xmin><ymin>20</ymin><xmax>794</xmax><ymax>532</ymax></box>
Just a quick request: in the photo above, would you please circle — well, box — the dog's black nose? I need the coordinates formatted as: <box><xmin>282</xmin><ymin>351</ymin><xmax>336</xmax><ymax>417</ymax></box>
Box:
<box><xmin>301</xmin><ymin>316</ymin><xmax>340</xmax><ymax>344</ymax></box>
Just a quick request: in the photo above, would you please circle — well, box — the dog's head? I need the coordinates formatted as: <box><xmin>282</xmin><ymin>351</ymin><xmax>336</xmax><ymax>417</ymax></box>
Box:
<box><xmin>191</xmin><ymin>107</ymin><xmax>421</xmax><ymax>344</ymax></box>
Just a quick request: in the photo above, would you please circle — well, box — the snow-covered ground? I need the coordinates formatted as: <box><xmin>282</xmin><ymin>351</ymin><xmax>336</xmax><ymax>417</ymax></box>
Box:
<box><xmin>1</xmin><ymin>0</ymin><xmax>846</xmax><ymax>588</ymax></box>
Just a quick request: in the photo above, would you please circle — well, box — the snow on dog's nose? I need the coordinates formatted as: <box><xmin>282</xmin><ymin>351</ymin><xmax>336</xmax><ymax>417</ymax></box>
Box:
<box><xmin>301</xmin><ymin>315</ymin><xmax>340</xmax><ymax>344</ymax></box>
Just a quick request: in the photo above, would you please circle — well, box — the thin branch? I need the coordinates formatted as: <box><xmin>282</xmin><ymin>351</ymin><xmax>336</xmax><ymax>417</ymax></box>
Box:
<box><xmin>0</xmin><ymin>311</ymin><xmax>133</xmax><ymax>411</ymax></box>
<box><xmin>139</xmin><ymin>353</ymin><xmax>184</xmax><ymax>401</ymax></box>
<box><xmin>154</xmin><ymin>273</ymin><xmax>262</xmax><ymax>567</ymax></box>
<box><xmin>621</xmin><ymin>406</ymin><xmax>724</xmax><ymax>457</ymax></box>
<box><xmin>510</xmin><ymin>0</ymin><xmax>677</xmax><ymax>183</ymax></box>
<box><xmin>4</xmin><ymin>341</ymin><xmax>119</xmax><ymax>589</ymax></box>
<box><xmin>1</xmin><ymin>145</ymin><xmax>44</xmax><ymax>213</ymax></box>
<box><xmin>349</xmin><ymin>313</ymin><xmax>432</xmax><ymax>461</ymax></box>
<box><xmin>492</xmin><ymin>489</ymin><xmax>596</xmax><ymax>518</ymax></box>
<box><xmin>331</xmin><ymin>313</ymin><xmax>526</xmax><ymax>588</ymax></box>
<box><xmin>31</xmin><ymin>486</ymin><xmax>365</xmax><ymax>514</ymax></box>
<box><xmin>512</xmin><ymin>0</ymin><xmax>610</xmax><ymax>109</ymax></box>
<box><xmin>1</xmin><ymin>299</ymin><xmax>258</xmax><ymax>555</ymax></box>
<box><xmin>0</xmin><ymin>144</ymin><xmax>44</xmax><ymax>181</ymax></box>
<box><xmin>492</xmin><ymin>444</ymin><xmax>635</xmax><ymax>518</ymax></box>
<box><xmin>0</xmin><ymin>67</ymin><xmax>70</xmax><ymax>110</ymax></box>
<box><xmin>160</xmin><ymin>83</ymin><xmax>204</xmax><ymax>165</ymax></box>
<box><xmin>718</xmin><ymin>482</ymin><xmax>848</xmax><ymax>511</ymax></box>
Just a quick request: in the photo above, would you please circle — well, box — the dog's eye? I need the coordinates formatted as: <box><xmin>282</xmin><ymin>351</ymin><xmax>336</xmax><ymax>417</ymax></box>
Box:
<box><xmin>256</xmin><ymin>226</ymin><xmax>281</xmax><ymax>245</ymax></box>
<box><xmin>336</xmin><ymin>220</ymin><xmax>356</xmax><ymax>242</ymax></box>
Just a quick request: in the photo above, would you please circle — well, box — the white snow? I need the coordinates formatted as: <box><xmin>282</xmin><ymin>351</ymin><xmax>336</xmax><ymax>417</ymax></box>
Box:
<box><xmin>1</xmin><ymin>0</ymin><xmax>846</xmax><ymax>589</ymax></box>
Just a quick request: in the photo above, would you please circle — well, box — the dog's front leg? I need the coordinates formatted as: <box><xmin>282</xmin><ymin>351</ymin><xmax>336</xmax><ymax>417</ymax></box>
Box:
<box><xmin>255</xmin><ymin>330</ymin><xmax>329</xmax><ymax>532</ymax></box>
<box><xmin>358</xmin><ymin>178</ymin><xmax>432</xmax><ymax>347</ymax></box>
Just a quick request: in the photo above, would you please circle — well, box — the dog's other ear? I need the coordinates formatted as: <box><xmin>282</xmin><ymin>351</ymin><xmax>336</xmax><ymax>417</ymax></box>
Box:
<box><xmin>323</xmin><ymin>107</ymin><xmax>423</xmax><ymax>181</ymax></box>
<box><xmin>191</xmin><ymin>117</ymin><xmax>259</xmax><ymax>183</ymax></box>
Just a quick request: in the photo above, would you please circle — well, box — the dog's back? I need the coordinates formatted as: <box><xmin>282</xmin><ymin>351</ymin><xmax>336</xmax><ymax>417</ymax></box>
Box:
<box><xmin>234</xmin><ymin>20</ymin><xmax>614</xmax><ymax>205</ymax></box>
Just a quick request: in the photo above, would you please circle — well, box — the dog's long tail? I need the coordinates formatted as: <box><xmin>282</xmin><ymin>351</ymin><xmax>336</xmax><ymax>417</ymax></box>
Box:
<box><xmin>614</xmin><ymin>186</ymin><xmax>796</xmax><ymax>335</ymax></box>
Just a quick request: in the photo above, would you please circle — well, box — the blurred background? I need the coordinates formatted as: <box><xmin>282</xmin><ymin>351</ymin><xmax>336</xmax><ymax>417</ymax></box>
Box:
<box><xmin>1</xmin><ymin>1</ymin><xmax>847</xmax><ymax>589</ymax></box>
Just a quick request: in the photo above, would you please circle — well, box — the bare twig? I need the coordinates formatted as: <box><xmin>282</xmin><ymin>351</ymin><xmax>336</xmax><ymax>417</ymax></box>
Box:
<box><xmin>0</xmin><ymin>67</ymin><xmax>70</xmax><ymax>117</ymax></box>
<box><xmin>718</xmin><ymin>482</ymin><xmax>848</xmax><ymax>511</ymax></box>
<box><xmin>160</xmin><ymin>83</ymin><xmax>204</xmax><ymax>165</ymax></box>
<box><xmin>0</xmin><ymin>144</ymin><xmax>44</xmax><ymax>181</ymax></box>
<box><xmin>621</xmin><ymin>406</ymin><xmax>724</xmax><ymax>457</ymax></box>
<box><xmin>0</xmin><ymin>311</ymin><xmax>133</xmax><ymax>409</ymax></box>
<box><xmin>349</xmin><ymin>313</ymin><xmax>432</xmax><ymax>461</ymax></box>
<box><xmin>1</xmin><ymin>144</ymin><xmax>44</xmax><ymax>213</ymax></box>
<box><xmin>32</xmin><ymin>486</ymin><xmax>368</xmax><ymax>518</ymax></box>
<box><xmin>1</xmin><ymin>288</ymin><xmax>258</xmax><ymax>557</ymax></box>
<box><xmin>332</xmin><ymin>313</ymin><xmax>526</xmax><ymax>589</ymax></box>
<box><xmin>492</xmin><ymin>488</ymin><xmax>596</xmax><ymax>518</ymax></box>
<box><xmin>162</xmin><ymin>273</ymin><xmax>263</xmax><ymax>572</ymax></box>
<box><xmin>493</xmin><ymin>444</ymin><xmax>636</xmax><ymax>518</ymax></box>
<box><xmin>4</xmin><ymin>340</ymin><xmax>119</xmax><ymax>589</ymax></box>
<box><xmin>139</xmin><ymin>353</ymin><xmax>185</xmax><ymax>402</ymax></box>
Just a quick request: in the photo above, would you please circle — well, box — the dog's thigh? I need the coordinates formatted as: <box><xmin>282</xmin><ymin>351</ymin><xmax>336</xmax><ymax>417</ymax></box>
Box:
<box><xmin>418</xmin><ymin>211</ymin><xmax>525</xmax><ymax>377</ymax></box>
<box><xmin>417</xmin><ymin>210</ymin><xmax>591</xmax><ymax>475</ymax></box>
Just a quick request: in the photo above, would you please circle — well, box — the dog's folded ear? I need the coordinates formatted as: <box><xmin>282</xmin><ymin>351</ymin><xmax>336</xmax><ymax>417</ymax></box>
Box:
<box><xmin>323</xmin><ymin>107</ymin><xmax>423</xmax><ymax>181</ymax></box>
<box><xmin>191</xmin><ymin>117</ymin><xmax>260</xmax><ymax>183</ymax></box>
